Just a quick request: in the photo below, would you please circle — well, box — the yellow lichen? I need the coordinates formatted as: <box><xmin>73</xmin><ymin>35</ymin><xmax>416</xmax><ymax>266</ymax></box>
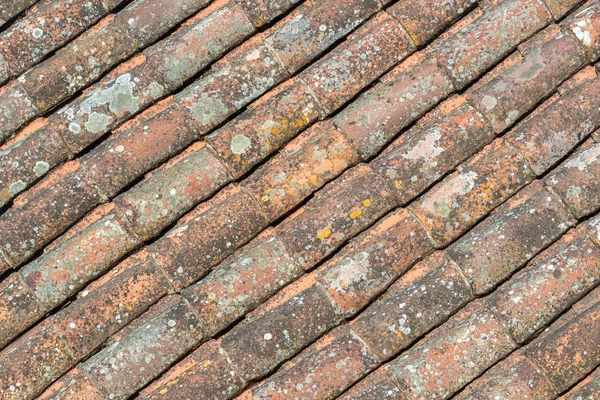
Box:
<box><xmin>159</xmin><ymin>388</ymin><xmax>168</xmax><ymax>395</ymax></box>
<box><xmin>363</xmin><ymin>199</ymin><xmax>371</xmax><ymax>207</ymax></box>
<box><xmin>395</xmin><ymin>180</ymin><xmax>403</xmax><ymax>189</ymax></box>
<box><xmin>349</xmin><ymin>207</ymin><xmax>362</xmax><ymax>219</ymax></box>
<box><xmin>317</xmin><ymin>226</ymin><xmax>332</xmax><ymax>239</ymax></box>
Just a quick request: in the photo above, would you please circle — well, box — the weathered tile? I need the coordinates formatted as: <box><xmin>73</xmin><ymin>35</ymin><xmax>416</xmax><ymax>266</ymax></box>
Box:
<box><xmin>0</xmin><ymin>321</ymin><xmax>77</xmax><ymax>400</ymax></box>
<box><xmin>264</xmin><ymin>0</ymin><xmax>380</xmax><ymax>74</ymax></box>
<box><xmin>138</xmin><ymin>340</ymin><xmax>245</xmax><ymax>400</ymax></box>
<box><xmin>466</xmin><ymin>25</ymin><xmax>587</xmax><ymax>133</ymax></box>
<box><xmin>333</xmin><ymin>59</ymin><xmax>454</xmax><ymax>159</ymax></box>
<box><xmin>387</xmin><ymin>304</ymin><xmax>516</xmax><ymax>399</ymax></box>
<box><xmin>433</xmin><ymin>0</ymin><xmax>552</xmax><ymax>89</ymax></box>
<box><xmin>446</xmin><ymin>180</ymin><xmax>576</xmax><ymax>294</ymax></box>
<box><xmin>37</xmin><ymin>367</ymin><xmax>105</xmax><ymax>400</ymax></box>
<box><xmin>316</xmin><ymin>209</ymin><xmax>434</xmax><ymax>316</ymax></box>
<box><xmin>276</xmin><ymin>164</ymin><xmax>396</xmax><ymax>269</ymax></box>
<box><xmin>0</xmin><ymin>272</ymin><xmax>43</xmax><ymax>349</ymax></box>
<box><xmin>487</xmin><ymin>226</ymin><xmax>600</xmax><ymax>343</ymax></box>
<box><xmin>207</xmin><ymin>79</ymin><xmax>320</xmax><ymax>178</ymax></box>
<box><xmin>182</xmin><ymin>229</ymin><xmax>302</xmax><ymax>336</ymax></box>
<box><xmin>371</xmin><ymin>103</ymin><xmax>494</xmax><ymax>204</ymax></box>
<box><xmin>149</xmin><ymin>185</ymin><xmax>268</xmax><ymax>290</ymax></box>
<box><xmin>337</xmin><ymin>368</ymin><xmax>406</xmax><ymax>400</ymax></box>
<box><xmin>352</xmin><ymin>253</ymin><xmax>472</xmax><ymax>360</ymax></box>
<box><xmin>251</xmin><ymin>326</ymin><xmax>379</xmax><ymax>399</ymax></box>
<box><xmin>300</xmin><ymin>12</ymin><xmax>415</xmax><ymax>113</ymax></box>
<box><xmin>243</xmin><ymin>123</ymin><xmax>360</xmax><ymax>222</ymax></box>
<box><xmin>454</xmin><ymin>352</ymin><xmax>558</xmax><ymax>400</ymax></box>
<box><xmin>0</xmin><ymin>82</ymin><xmax>39</xmax><ymax>143</ymax></box>
<box><xmin>410</xmin><ymin>139</ymin><xmax>535</xmax><ymax>246</ymax></box>
<box><xmin>564</xmin><ymin>1</ymin><xmax>600</xmax><ymax>61</ymax></box>
<box><xmin>114</xmin><ymin>142</ymin><xmax>232</xmax><ymax>240</ymax></box>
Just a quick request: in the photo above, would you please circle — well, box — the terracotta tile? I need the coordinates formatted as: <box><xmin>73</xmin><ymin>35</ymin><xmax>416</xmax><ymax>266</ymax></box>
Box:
<box><xmin>0</xmin><ymin>321</ymin><xmax>77</xmax><ymax>400</ymax></box>
<box><xmin>82</xmin><ymin>295</ymin><xmax>203</xmax><ymax>399</ymax></box>
<box><xmin>207</xmin><ymin>79</ymin><xmax>321</xmax><ymax>178</ymax></box>
<box><xmin>115</xmin><ymin>0</ymin><xmax>212</xmax><ymax>47</ymax></box>
<box><xmin>55</xmin><ymin>55</ymin><xmax>168</xmax><ymax>154</ymax></box>
<box><xmin>0</xmin><ymin>161</ymin><xmax>104</xmax><ymax>267</ymax></box>
<box><xmin>372</xmin><ymin>103</ymin><xmax>494</xmax><ymax>205</ymax></box>
<box><xmin>149</xmin><ymin>185</ymin><xmax>269</xmax><ymax>290</ymax></box>
<box><xmin>410</xmin><ymin>139</ymin><xmax>536</xmax><ymax>247</ymax></box>
<box><xmin>337</xmin><ymin>368</ymin><xmax>407</xmax><ymax>400</ymax></box>
<box><xmin>506</xmin><ymin>76</ymin><xmax>600</xmax><ymax>175</ymax></box>
<box><xmin>244</xmin><ymin>123</ymin><xmax>360</xmax><ymax>222</ymax></box>
<box><xmin>446</xmin><ymin>180</ymin><xmax>576</xmax><ymax>294</ymax></box>
<box><xmin>560</xmin><ymin>367</ymin><xmax>600</xmax><ymax>400</ymax></box>
<box><xmin>433</xmin><ymin>0</ymin><xmax>552</xmax><ymax>89</ymax></box>
<box><xmin>545</xmin><ymin>142</ymin><xmax>600</xmax><ymax>218</ymax></box>
<box><xmin>564</xmin><ymin>1</ymin><xmax>600</xmax><ymax>61</ymax></box>
<box><xmin>300</xmin><ymin>12</ymin><xmax>415</xmax><ymax>113</ymax></box>
<box><xmin>145</xmin><ymin>3</ymin><xmax>255</xmax><ymax>90</ymax></box>
<box><xmin>265</xmin><ymin>0</ymin><xmax>380</xmax><ymax>74</ymax></box>
<box><xmin>316</xmin><ymin>209</ymin><xmax>435</xmax><ymax>317</ymax></box>
<box><xmin>52</xmin><ymin>255</ymin><xmax>172</xmax><ymax>359</ymax></box>
<box><xmin>0</xmin><ymin>0</ymin><xmax>109</xmax><ymax>83</ymax></box>
<box><xmin>276</xmin><ymin>164</ymin><xmax>396</xmax><ymax>269</ymax></box>
<box><xmin>37</xmin><ymin>367</ymin><xmax>105</xmax><ymax>400</ymax></box>
<box><xmin>238</xmin><ymin>0</ymin><xmax>301</xmax><ymax>27</ymax></box>
<box><xmin>251</xmin><ymin>326</ymin><xmax>379</xmax><ymax>399</ymax></box>
<box><xmin>466</xmin><ymin>25</ymin><xmax>587</xmax><ymax>133</ymax></box>
<box><xmin>175</xmin><ymin>39</ymin><xmax>288</xmax><ymax>134</ymax></box>
<box><xmin>19</xmin><ymin>207</ymin><xmax>140</xmax><ymax>312</ymax></box>
<box><xmin>0</xmin><ymin>0</ymin><xmax>39</xmax><ymax>27</ymax></box>
<box><xmin>138</xmin><ymin>340</ymin><xmax>245</xmax><ymax>400</ymax></box>
<box><xmin>182</xmin><ymin>229</ymin><xmax>301</xmax><ymax>337</ymax></box>
<box><xmin>221</xmin><ymin>282</ymin><xmax>341</xmax><ymax>380</ymax></box>
<box><xmin>81</xmin><ymin>98</ymin><xmax>197</xmax><ymax>198</ymax></box>
<box><xmin>526</xmin><ymin>301</ymin><xmax>600</xmax><ymax>391</ymax></box>
<box><xmin>0</xmin><ymin>82</ymin><xmax>39</xmax><ymax>143</ymax></box>
<box><xmin>487</xmin><ymin>226</ymin><xmax>600</xmax><ymax>343</ymax></box>
<box><xmin>388</xmin><ymin>0</ymin><xmax>476</xmax><ymax>45</ymax></box>
<box><xmin>333</xmin><ymin>59</ymin><xmax>454</xmax><ymax>159</ymax></box>
<box><xmin>352</xmin><ymin>252</ymin><xmax>473</xmax><ymax>360</ymax></box>
<box><xmin>114</xmin><ymin>142</ymin><xmax>232</xmax><ymax>240</ymax></box>
<box><xmin>0</xmin><ymin>118</ymin><xmax>71</xmax><ymax>206</ymax></box>
<box><xmin>0</xmin><ymin>272</ymin><xmax>43</xmax><ymax>349</ymax></box>
<box><xmin>454</xmin><ymin>352</ymin><xmax>558</xmax><ymax>400</ymax></box>
<box><xmin>386</xmin><ymin>304</ymin><xmax>516</xmax><ymax>399</ymax></box>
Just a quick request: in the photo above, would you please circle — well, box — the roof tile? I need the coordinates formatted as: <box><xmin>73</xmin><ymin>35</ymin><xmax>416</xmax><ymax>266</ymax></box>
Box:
<box><xmin>351</xmin><ymin>252</ymin><xmax>472</xmax><ymax>360</ymax></box>
<box><xmin>333</xmin><ymin>58</ymin><xmax>454</xmax><ymax>159</ymax></box>
<box><xmin>446</xmin><ymin>180</ymin><xmax>576</xmax><ymax>294</ymax></box>
<box><xmin>545</xmin><ymin>142</ymin><xmax>600</xmax><ymax>218</ymax></box>
<box><xmin>114</xmin><ymin>142</ymin><xmax>232</xmax><ymax>240</ymax></box>
<box><xmin>264</xmin><ymin>0</ymin><xmax>380</xmax><ymax>75</ymax></box>
<box><xmin>0</xmin><ymin>161</ymin><xmax>104</xmax><ymax>268</ymax></box>
<box><xmin>410</xmin><ymin>139</ymin><xmax>536</xmax><ymax>246</ymax></box>
<box><xmin>316</xmin><ymin>208</ymin><xmax>434</xmax><ymax>317</ymax></box>
<box><xmin>243</xmin><ymin>122</ymin><xmax>360</xmax><ymax>222</ymax></box>
<box><xmin>275</xmin><ymin>164</ymin><xmax>396</xmax><ymax>269</ymax></box>
<box><xmin>386</xmin><ymin>304</ymin><xmax>516</xmax><ymax>399</ymax></box>
<box><xmin>250</xmin><ymin>325</ymin><xmax>379</xmax><ymax>399</ymax></box>
<box><xmin>149</xmin><ymin>184</ymin><xmax>269</xmax><ymax>291</ymax></box>
<box><xmin>486</xmin><ymin>225</ymin><xmax>600</xmax><ymax>343</ymax></box>
<box><xmin>433</xmin><ymin>0</ymin><xmax>552</xmax><ymax>89</ymax></box>
<box><xmin>0</xmin><ymin>321</ymin><xmax>77</xmax><ymax>400</ymax></box>
<box><xmin>0</xmin><ymin>272</ymin><xmax>43</xmax><ymax>349</ymax></box>
<box><xmin>220</xmin><ymin>281</ymin><xmax>342</xmax><ymax>381</ymax></box>
<box><xmin>371</xmin><ymin>102</ymin><xmax>494</xmax><ymax>205</ymax></box>
<box><xmin>37</xmin><ymin>367</ymin><xmax>105</xmax><ymax>400</ymax></box>
<box><xmin>388</xmin><ymin>0</ymin><xmax>477</xmax><ymax>45</ymax></box>
<box><xmin>206</xmin><ymin>79</ymin><xmax>321</xmax><ymax>178</ymax></box>
<box><xmin>138</xmin><ymin>339</ymin><xmax>245</xmax><ymax>400</ymax></box>
<box><xmin>299</xmin><ymin>11</ymin><xmax>415</xmax><ymax>114</ymax></box>
<box><xmin>82</xmin><ymin>295</ymin><xmax>203</xmax><ymax>400</ymax></box>
<box><xmin>51</xmin><ymin>255</ymin><xmax>172</xmax><ymax>359</ymax></box>
<box><xmin>564</xmin><ymin>1</ymin><xmax>600</xmax><ymax>61</ymax></box>
<box><xmin>466</xmin><ymin>24</ymin><xmax>588</xmax><ymax>133</ymax></box>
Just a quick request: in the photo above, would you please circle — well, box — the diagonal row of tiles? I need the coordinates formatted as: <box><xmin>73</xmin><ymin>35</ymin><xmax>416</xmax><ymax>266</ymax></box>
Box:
<box><xmin>0</xmin><ymin>0</ymin><xmax>39</xmax><ymax>28</ymax></box>
<box><xmin>0</xmin><ymin>0</ymin><xmax>401</xmax><ymax>269</ymax></box>
<box><xmin>0</xmin><ymin>0</ymin><xmax>131</xmax><ymax>86</ymax></box>
<box><xmin>2</xmin><ymin>0</ymin><xmax>600</xmax><ymax>398</ymax></box>
<box><xmin>0</xmin><ymin>0</ymin><xmax>296</xmax><ymax>207</ymax></box>
<box><xmin>0</xmin><ymin>0</ymin><xmax>229</xmax><ymax>142</ymax></box>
